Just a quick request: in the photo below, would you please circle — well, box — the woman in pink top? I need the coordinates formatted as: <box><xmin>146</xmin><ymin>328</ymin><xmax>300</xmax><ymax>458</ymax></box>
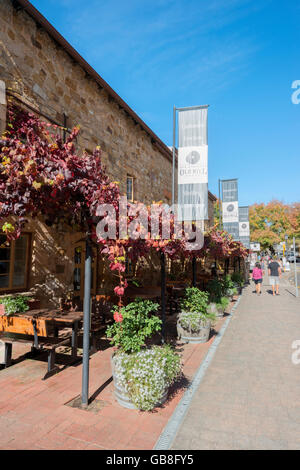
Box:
<box><xmin>252</xmin><ymin>262</ymin><xmax>263</xmax><ymax>295</ymax></box>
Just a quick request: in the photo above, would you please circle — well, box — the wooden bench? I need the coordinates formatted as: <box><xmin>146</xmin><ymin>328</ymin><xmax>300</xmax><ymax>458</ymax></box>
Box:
<box><xmin>0</xmin><ymin>333</ymin><xmax>72</xmax><ymax>379</ymax></box>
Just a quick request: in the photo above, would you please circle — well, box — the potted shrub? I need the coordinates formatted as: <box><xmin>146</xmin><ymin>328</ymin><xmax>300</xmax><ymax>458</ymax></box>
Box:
<box><xmin>177</xmin><ymin>288</ymin><xmax>215</xmax><ymax>344</ymax></box>
<box><xmin>215</xmin><ymin>296</ymin><xmax>230</xmax><ymax>317</ymax></box>
<box><xmin>231</xmin><ymin>272</ymin><xmax>244</xmax><ymax>294</ymax></box>
<box><xmin>221</xmin><ymin>275</ymin><xmax>235</xmax><ymax>297</ymax></box>
<box><xmin>206</xmin><ymin>279</ymin><xmax>223</xmax><ymax>316</ymax></box>
<box><xmin>106</xmin><ymin>298</ymin><xmax>181</xmax><ymax>411</ymax></box>
<box><xmin>0</xmin><ymin>295</ymin><xmax>30</xmax><ymax>316</ymax></box>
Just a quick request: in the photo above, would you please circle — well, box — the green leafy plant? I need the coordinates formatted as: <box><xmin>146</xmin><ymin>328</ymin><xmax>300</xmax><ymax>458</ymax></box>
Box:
<box><xmin>207</xmin><ymin>276</ymin><xmax>237</xmax><ymax>302</ymax></box>
<box><xmin>180</xmin><ymin>287</ymin><xmax>209</xmax><ymax>314</ymax></box>
<box><xmin>221</xmin><ymin>275</ymin><xmax>235</xmax><ymax>294</ymax></box>
<box><xmin>216</xmin><ymin>296</ymin><xmax>230</xmax><ymax>312</ymax></box>
<box><xmin>113</xmin><ymin>345</ymin><xmax>181</xmax><ymax>411</ymax></box>
<box><xmin>106</xmin><ymin>298</ymin><xmax>161</xmax><ymax>353</ymax></box>
<box><xmin>206</xmin><ymin>279</ymin><xmax>223</xmax><ymax>303</ymax></box>
<box><xmin>231</xmin><ymin>272</ymin><xmax>244</xmax><ymax>287</ymax></box>
<box><xmin>0</xmin><ymin>295</ymin><xmax>30</xmax><ymax>315</ymax></box>
<box><xmin>179</xmin><ymin>288</ymin><xmax>215</xmax><ymax>332</ymax></box>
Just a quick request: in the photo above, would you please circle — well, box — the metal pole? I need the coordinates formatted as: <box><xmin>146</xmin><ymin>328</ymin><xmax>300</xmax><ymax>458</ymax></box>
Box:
<box><xmin>81</xmin><ymin>234</ymin><xmax>92</xmax><ymax>407</ymax></box>
<box><xmin>218</xmin><ymin>179</ymin><xmax>221</xmax><ymax>230</ymax></box>
<box><xmin>172</xmin><ymin>106</ymin><xmax>176</xmax><ymax>207</ymax></box>
<box><xmin>161</xmin><ymin>252</ymin><xmax>166</xmax><ymax>343</ymax></box>
<box><xmin>293</xmin><ymin>237</ymin><xmax>298</xmax><ymax>297</ymax></box>
<box><xmin>192</xmin><ymin>257</ymin><xmax>196</xmax><ymax>287</ymax></box>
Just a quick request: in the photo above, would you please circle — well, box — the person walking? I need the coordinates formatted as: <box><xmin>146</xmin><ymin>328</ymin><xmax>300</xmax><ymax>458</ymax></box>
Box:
<box><xmin>252</xmin><ymin>262</ymin><xmax>263</xmax><ymax>295</ymax></box>
<box><xmin>268</xmin><ymin>256</ymin><xmax>281</xmax><ymax>296</ymax></box>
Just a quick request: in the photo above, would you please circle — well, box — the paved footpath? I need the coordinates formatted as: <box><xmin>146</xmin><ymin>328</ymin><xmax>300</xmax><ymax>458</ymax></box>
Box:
<box><xmin>171</xmin><ymin>275</ymin><xmax>300</xmax><ymax>450</ymax></box>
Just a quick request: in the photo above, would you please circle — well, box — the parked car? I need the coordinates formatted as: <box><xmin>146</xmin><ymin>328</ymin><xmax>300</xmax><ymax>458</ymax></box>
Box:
<box><xmin>287</xmin><ymin>252</ymin><xmax>300</xmax><ymax>263</ymax></box>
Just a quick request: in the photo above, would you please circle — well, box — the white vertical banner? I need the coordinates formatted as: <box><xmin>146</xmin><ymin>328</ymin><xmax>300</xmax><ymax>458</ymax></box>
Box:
<box><xmin>239</xmin><ymin>206</ymin><xmax>250</xmax><ymax>248</ymax></box>
<box><xmin>239</xmin><ymin>221</ymin><xmax>250</xmax><ymax>237</ymax></box>
<box><xmin>222</xmin><ymin>201</ymin><xmax>239</xmax><ymax>223</ymax></box>
<box><xmin>222</xmin><ymin>179</ymin><xmax>239</xmax><ymax>240</ymax></box>
<box><xmin>177</xmin><ymin>106</ymin><xmax>208</xmax><ymax>221</ymax></box>
<box><xmin>0</xmin><ymin>80</ymin><xmax>6</xmax><ymax>136</ymax></box>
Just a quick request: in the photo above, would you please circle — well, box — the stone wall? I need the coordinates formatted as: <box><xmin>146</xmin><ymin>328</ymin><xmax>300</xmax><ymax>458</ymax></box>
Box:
<box><xmin>0</xmin><ymin>0</ymin><xmax>175</xmax><ymax>205</ymax></box>
<box><xmin>0</xmin><ymin>0</ymin><xmax>217</xmax><ymax>305</ymax></box>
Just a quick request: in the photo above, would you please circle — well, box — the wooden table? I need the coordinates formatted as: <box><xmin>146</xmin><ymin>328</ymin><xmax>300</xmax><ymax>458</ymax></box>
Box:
<box><xmin>0</xmin><ymin>309</ymin><xmax>83</xmax><ymax>375</ymax></box>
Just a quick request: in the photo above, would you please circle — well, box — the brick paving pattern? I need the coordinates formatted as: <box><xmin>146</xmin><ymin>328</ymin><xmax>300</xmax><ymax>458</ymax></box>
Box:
<box><xmin>0</xmin><ymin>307</ymin><xmax>232</xmax><ymax>450</ymax></box>
<box><xmin>171</xmin><ymin>275</ymin><xmax>300</xmax><ymax>450</ymax></box>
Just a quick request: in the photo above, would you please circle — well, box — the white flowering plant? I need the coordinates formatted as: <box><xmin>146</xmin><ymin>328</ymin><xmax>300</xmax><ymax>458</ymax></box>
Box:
<box><xmin>179</xmin><ymin>287</ymin><xmax>215</xmax><ymax>333</ymax></box>
<box><xmin>113</xmin><ymin>345</ymin><xmax>181</xmax><ymax>411</ymax></box>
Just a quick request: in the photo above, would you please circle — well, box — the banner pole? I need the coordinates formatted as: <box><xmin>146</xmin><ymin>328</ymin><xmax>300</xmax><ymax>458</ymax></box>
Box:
<box><xmin>218</xmin><ymin>179</ymin><xmax>221</xmax><ymax>230</ymax></box>
<box><xmin>293</xmin><ymin>237</ymin><xmax>298</xmax><ymax>297</ymax></box>
<box><xmin>172</xmin><ymin>106</ymin><xmax>176</xmax><ymax>207</ymax></box>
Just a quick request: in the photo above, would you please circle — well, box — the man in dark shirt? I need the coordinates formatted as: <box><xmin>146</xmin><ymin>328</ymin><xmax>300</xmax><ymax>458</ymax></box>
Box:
<box><xmin>268</xmin><ymin>257</ymin><xmax>281</xmax><ymax>296</ymax></box>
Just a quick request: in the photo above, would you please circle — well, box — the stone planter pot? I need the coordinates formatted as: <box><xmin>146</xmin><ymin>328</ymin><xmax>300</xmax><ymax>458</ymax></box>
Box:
<box><xmin>110</xmin><ymin>353</ymin><xmax>168</xmax><ymax>410</ymax></box>
<box><xmin>208</xmin><ymin>302</ymin><xmax>223</xmax><ymax>318</ymax></box>
<box><xmin>177</xmin><ymin>312</ymin><xmax>211</xmax><ymax>343</ymax></box>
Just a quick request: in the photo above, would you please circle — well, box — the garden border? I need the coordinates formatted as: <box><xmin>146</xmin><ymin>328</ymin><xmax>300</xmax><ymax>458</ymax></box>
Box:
<box><xmin>154</xmin><ymin>293</ymin><xmax>243</xmax><ymax>450</ymax></box>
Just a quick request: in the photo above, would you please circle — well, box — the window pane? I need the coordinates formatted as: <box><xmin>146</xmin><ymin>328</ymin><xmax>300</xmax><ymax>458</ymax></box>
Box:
<box><xmin>73</xmin><ymin>268</ymin><xmax>81</xmax><ymax>291</ymax></box>
<box><xmin>0</xmin><ymin>261</ymin><xmax>10</xmax><ymax>275</ymax></box>
<box><xmin>12</xmin><ymin>236</ymin><xmax>28</xmax><ymax>287</ymax></box>
<box><xmin>0</xmin><ymin>236</ymin><xmax>10</xmax><ymax>261</ymax></box>
<box><xmin>74</xmin><ymin>247</ymin><xmax>82</xmax><ymax>264</ymax></box>
<box><xmin>0</xmin><ymin>275</ymin><xmax>9</xmax><ymax>288</ymax></box>
<box><xmin>12</xmin><ymin>272</ymin><xmax>25</xmax><ymax>287</ymax></box>
<box><xmin>127</xmin><ymin>177</ymin><xmax>133</xmax><ymax>200</ymax></box>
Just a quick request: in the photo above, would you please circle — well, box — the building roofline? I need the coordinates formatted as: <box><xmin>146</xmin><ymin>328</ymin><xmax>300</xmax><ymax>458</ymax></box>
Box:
<box><xmin>13</xmin><ymin>1</ymin><xmax>217</xmax><ymax>202</ymax></box>
<box><xmin>208</xmin><ymin>191</ymin><xmax>217</xmax><ymax>201</ymax></box>
<box><xmin>14</xmin><ymin>0</ymin><xmax>172</xmax><ymax>161</ymax></box>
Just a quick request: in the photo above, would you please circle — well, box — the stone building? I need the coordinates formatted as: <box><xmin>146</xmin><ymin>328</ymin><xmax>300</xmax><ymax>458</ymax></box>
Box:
<box><xmin>0</xmin><ymin>0</ymin><xmax>216</xmax><ymax>306</ymax></box>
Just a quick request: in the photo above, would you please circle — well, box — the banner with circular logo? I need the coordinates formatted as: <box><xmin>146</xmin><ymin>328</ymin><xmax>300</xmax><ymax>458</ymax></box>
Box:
<box><xmin>178</xmin><ymin>145</ymin><xmax>208</xmax><ymax>185</ymax></box>
<box><xmin>239</xmin><ymin>221</ymin><xmax>250</xmax><ymax>237</ymax></box>
<box><xmin>222</xmin><ymin>201</ymin><xmax>239</xmax><ymax>223</ymax></box>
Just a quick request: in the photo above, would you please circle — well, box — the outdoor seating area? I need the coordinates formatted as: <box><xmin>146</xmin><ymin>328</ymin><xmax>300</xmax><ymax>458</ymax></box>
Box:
<box><xmin>0</xmin><ymin>259</ymin><xmax>245</xmax><ymax>378</ymax></box>
<box><xmin>0</xmin><ymin>294</ymin><xmax>239</xmax><ymax>450</ymax></box>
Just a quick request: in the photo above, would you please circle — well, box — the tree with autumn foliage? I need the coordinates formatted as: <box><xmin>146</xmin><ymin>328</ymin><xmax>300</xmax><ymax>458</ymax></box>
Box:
<box><xmin>249</xmin><ymin>200</ymin><xmax>300</xmax><ymax>250</ymax></box>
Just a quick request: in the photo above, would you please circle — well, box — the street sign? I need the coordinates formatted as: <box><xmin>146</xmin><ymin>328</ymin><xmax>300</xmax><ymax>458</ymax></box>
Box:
<box><xmin>250</xmin><ymin>242</ymin><xmax>260</xmax><ymax>252</ymax></box>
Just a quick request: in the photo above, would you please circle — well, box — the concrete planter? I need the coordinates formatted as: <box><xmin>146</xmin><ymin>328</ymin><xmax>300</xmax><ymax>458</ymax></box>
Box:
<box><xmin>208</xmin><ymin>302</ymin><xmax>223</xmax><ymax>318</ymax></box>
<box><xmin>111</xmin><ymin>353</ymin><xmax>168</xmax><ymax>410</ymax></box>
<box><xmin>177</xmin><ymin>312</ymin><xmax>211</xmax><ymax>343</ymax></box>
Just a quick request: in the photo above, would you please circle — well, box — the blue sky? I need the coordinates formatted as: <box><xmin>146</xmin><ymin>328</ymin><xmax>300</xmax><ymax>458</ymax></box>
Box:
<box><xmin>30</xmin><ymin>0</ymin><xmax>300</xmax><ymax>206</ymax></box>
